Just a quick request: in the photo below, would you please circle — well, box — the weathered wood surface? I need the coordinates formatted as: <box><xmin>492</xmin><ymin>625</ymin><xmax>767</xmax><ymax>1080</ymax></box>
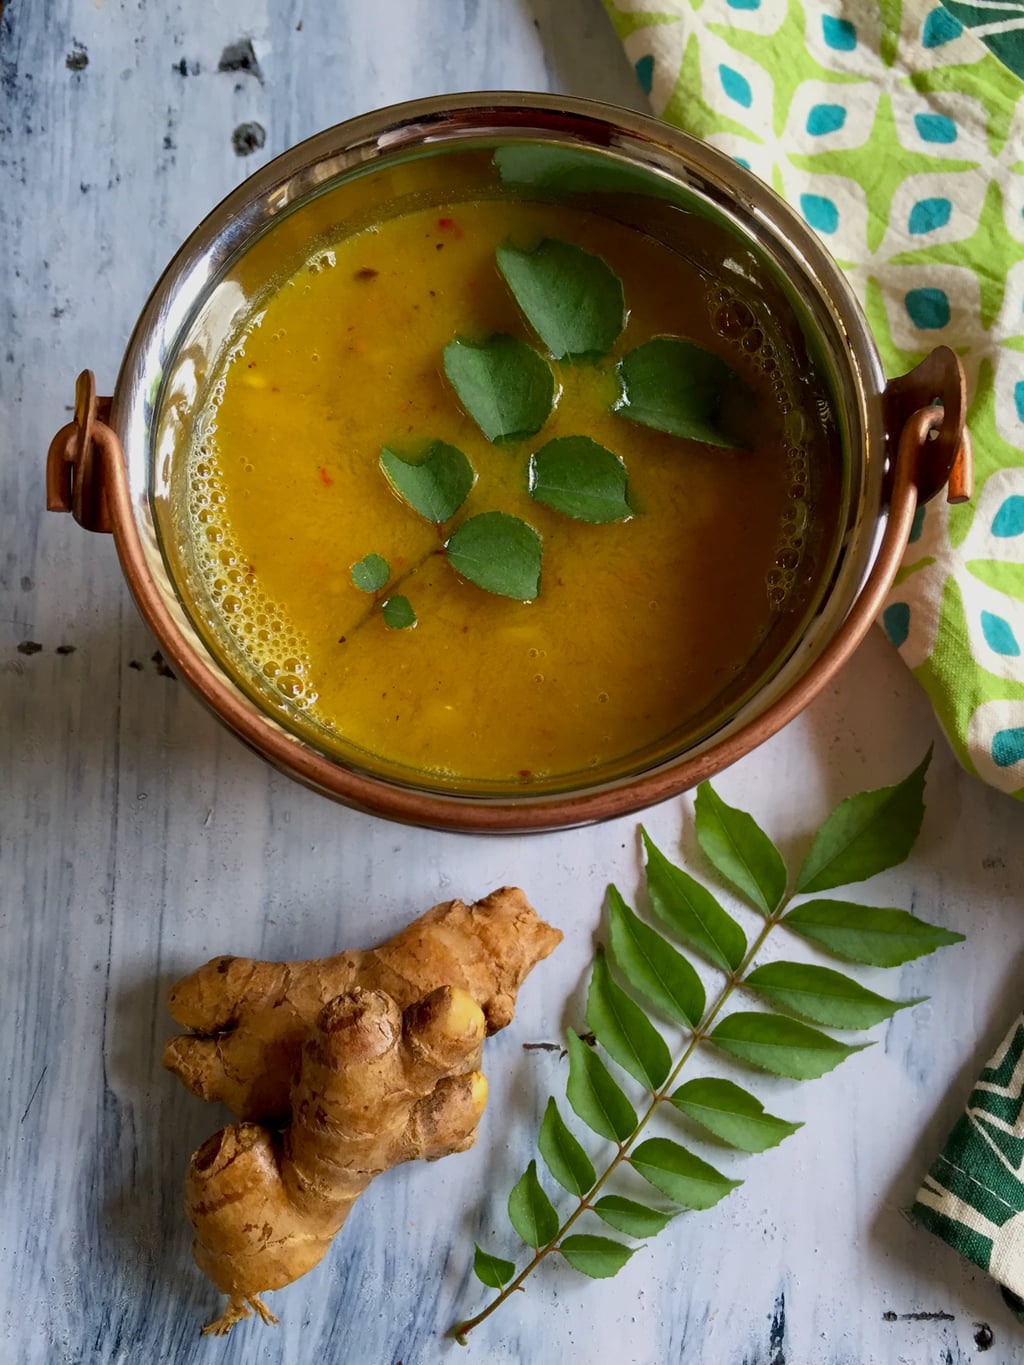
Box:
<box><xmin>2</xmin><ymin>1</ymin><xmax>1024</xmax><ymax>1361</ymax></box>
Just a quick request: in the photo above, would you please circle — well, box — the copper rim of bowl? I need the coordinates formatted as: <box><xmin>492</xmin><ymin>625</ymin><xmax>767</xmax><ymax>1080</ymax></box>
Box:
<box><xmin>80</xmin><ymin>93</ymin><xmax>964</xmax><ymax>832</ymax></box>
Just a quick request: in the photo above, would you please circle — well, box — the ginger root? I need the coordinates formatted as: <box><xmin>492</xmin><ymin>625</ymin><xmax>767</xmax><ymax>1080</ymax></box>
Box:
<box><xmin>165</xmin><ymin>888</ymin><xmax>561</xmax><ymax>1333</ymax></box>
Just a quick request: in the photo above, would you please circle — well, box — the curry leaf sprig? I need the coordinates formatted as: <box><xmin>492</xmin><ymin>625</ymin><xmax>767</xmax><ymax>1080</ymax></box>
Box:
<box><xmin>452</xmin><ymin>750</ymin><xmax>963</xmax><ymax>1343</ymax></box>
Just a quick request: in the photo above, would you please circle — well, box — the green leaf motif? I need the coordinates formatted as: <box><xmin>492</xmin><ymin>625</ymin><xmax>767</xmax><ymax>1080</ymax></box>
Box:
<box><xmin>744</xmin><ymin>961</ymin><xmax>917</xmax><ymax>1030</ymax></box>
<box><xmin>607</xmin><ymin>885</ymin><xmax>705</xmax><ymax>1028</ymax></box>
<box><xmin>381</xmin><ymin>595</ymin><xmax>416</xmax><ymax>630</ymax></box>
<box><xmin>565</xmin><ymin>1028</ymin><xmax>637</xmax><ymax>1143</ymax></box>
<box><xmin>443</xmin><ymin>334</ymin><xmax>554</xmax><ymax>443</ymax></box>
<box><xmin>593</xmin><ymin>1195</ymin><xmax>675</xmax><ymax>1238</ymax></box>
<box><xmin>784</xmin><ymin>899</ymin><xmax>964</xmax><ymax>967</ymax></box>
<box><xmin>796</xmin><ymin>750</ymin><xmax>931</xmax><ymax>893</ymax></box>
<box><xmin>350</xmin><ymin>553</ymin><xmax>389</xmax><ymax>593</ymax></box>
<box><xmin>560</xmin><ymin>1235</ymin><xmax>635</xmax><ymax>1279</ymax></box>
<box><xmin>529</xmin><ymin>436</ymin><xmax>632</xmax><ymax>524</ymax></box>
<box><xmin>631</xmin><ymin>1137</ymin><xmax>740</xmax><ymax>1211</ymax></box>
<box><xmin>538</xmin><ymin>1098</ymin><xmax>595</xmax><ymax>1197</ymax></box>
<box><xmin>586</xmin><ymin>950</ymin><xmax>672</xmax><ymax>1091</ymax></box>
<box><xmin>641</xmin><ymin>828</ymin><xmax>747</xmax><ymax>972</ymax></box>
<box><xmin>695</xmin><ymin>782</ymin><xmax>787</xmax><ymax>914</ymax></box>
<box><xmin>507</xmin><ymin>1160</ymin><xmax>559</xmax><ymax>1250</ymax></box>
<box><xmin>473</xmin><ymin>1244</ymin><xmax>516</xmax><ymax>1290</ymax></box>
<box><xmin>379</xmin><ymin>440</ymin><xmax>475</xmax><ymax>524</ymax></box>
<box><xmin>710</xmin><ymin>1012</ymin><xmax>869</xmax><ymax>1080</ymax></box>
<box><xmin>497</xmin><ymin>238</ymin><xmax>625</xmax><ymax>361</ymax></box>
<box><xmin>670</xmin><ymin>1077</ymin><xmax>802</xmax><ymax>1153</ymax></box>
<box><xmin>614</xmin><ymin>337</ymin><xmax>747</xmax><ymax>448</ymax></box>
<box><xmin>445</xmin><ymin>511</ymin><xmax>542</xmax><ymax>601</ymax></box>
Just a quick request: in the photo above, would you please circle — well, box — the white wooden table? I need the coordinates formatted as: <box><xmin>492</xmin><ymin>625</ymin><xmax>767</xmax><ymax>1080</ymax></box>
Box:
<box><xmin>4</xmin><ymin>2</ymin><xmax>1024</xmax><ymax>1361</ymax></box>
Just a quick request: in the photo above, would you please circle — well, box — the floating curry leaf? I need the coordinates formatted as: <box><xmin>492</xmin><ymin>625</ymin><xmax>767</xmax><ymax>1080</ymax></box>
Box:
<box><xmin>350</xmin><ymin>553</ymin><xmax>389</xmax><ymax>593</ymax></box>
<box><xmin>445</xmin><ymin>511</ymin><xmax>542</xmax><ymax>600</ymax></box>
<box><xmin>443</xmin><ymin>334</ymin><xmax>554</xmax><ymax>443</ymax></box>
<box><xmin>380</xmin><ymin>440</ymin><xmax>475</xmax><ymax>524</ymax></box>
<box><xmin>381</xmin><ymin>595</ymin><xmax>416</xmax><ymax>630</ymax></box>
<box><xmin>497</xmin><ymin>238</ymin><xmax>625</xmax><ymax>361</ymax></box>
<box><xmin>615</xmin><ymin>336</ymin><xmax>748</xmax><ymax>448</ymax></box>
<box><xmin>528</xmin><ymin>437</ymin><xmax>632</xmax><ymax>524</ymax></box>
<box><xmin>783</xmin><ymin>899</ymin><xmax>964</xmax><ymax>967</ymax></box>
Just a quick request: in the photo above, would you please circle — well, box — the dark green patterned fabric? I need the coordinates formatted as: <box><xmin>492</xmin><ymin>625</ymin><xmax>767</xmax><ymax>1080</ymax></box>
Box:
<box><xmin>914</xmin><ymin>1018</ymin><xmax>1024</xmax><ymax>1299</ymax></box>
<box><xmin>941</xmin><ymin>1</ymin><xmax>1024</xmax><ymax>79</ymax></box>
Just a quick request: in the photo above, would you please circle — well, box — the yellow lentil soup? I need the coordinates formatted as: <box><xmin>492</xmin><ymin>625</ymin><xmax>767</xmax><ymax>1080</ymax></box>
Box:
<box><xmin>176</xmin><ymin>176</ymin><xmax>840</xmax><ymax>792</ymax></box>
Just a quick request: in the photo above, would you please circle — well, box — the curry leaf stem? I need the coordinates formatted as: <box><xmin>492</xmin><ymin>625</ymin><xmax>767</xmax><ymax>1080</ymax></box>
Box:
<box><xmin>451</xmin><ymin>912</ymin><xmax>780</xmax><ymax>1342</ymax></box>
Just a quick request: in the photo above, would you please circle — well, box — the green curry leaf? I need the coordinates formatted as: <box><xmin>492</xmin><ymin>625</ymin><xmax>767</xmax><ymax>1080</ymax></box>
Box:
<box><xmin>443</xmin><ymin>334</ymin><xmax>554</xmax><ymax>443</ymax></box>
<box><xmin>560</xmin><ymin>1235</ymin><xmax>636</xmax><ymax>1279</ymax></box>
<box><xmin>783</xmin><ymin>900</ymin><xmax>964</xmax><ymax>967</ymax></box>
<box><xmin>528</xmin><ymin>436</ymin><xmax>632</xmax><ymax>524</ymax></box>
<box><xmin>615</xmin><ymin>337</ymin><xmax>748</xmax><ymax>448</ymax></box>
<box><xmin>380</xmin><ymin>440</ymin><xmax>475</xmax><ymax>524</ymax></box>
<box><xmin>796</xmin><ymin>750</ymin><xmax>931</xmax><ymax>893</ymax></box>
<box><xmin>381</xmin><ymin>595</ymin><xmax>416</xmax><ymax>630</ymax></box>
<box><xmin>473</xmin><ymin>1245</ymin><xmax>516</xmax><ymax>1290</ymax></box>
<box><xmin>350</xmin><ymin>553</ymin><xmax>390</xmax><ymax>593</ymax></box>
<box><xmin>445</xmin><ymin>511</ymin><xmax>542</xmax><ymax>600</ymax></box>
<box><xmin>496</xmin><ymin>238</ymin><xmax>625</xmax><ymax>361</ymax></box>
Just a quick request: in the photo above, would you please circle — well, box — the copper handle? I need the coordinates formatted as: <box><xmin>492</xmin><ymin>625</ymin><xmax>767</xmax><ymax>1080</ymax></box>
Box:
<box><xmin>885</xmin><ymin>344</ymin><xmax>973</xmax><ymax>505</ymax></box>
<box><xmin>46</xmin><ymin>370</ymin><xmax>115</xmax><ymax>534</ymax></box>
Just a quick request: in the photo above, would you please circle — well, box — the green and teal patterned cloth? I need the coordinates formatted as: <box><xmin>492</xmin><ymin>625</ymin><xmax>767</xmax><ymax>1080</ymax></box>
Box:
<box><xmin>914</xmin><ymin>1014</ymin><xmax>1024</xmax><ymax>1313</ymax></box>
<box><xmin>602</xmin><ymin>0</ymin><xmax>1024</xmax><ymax>801</ymax></box>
